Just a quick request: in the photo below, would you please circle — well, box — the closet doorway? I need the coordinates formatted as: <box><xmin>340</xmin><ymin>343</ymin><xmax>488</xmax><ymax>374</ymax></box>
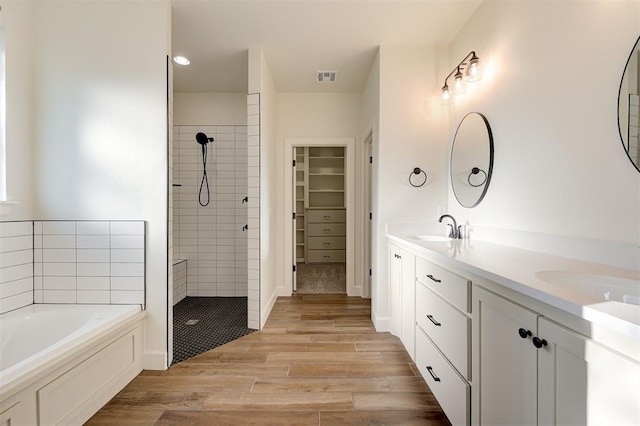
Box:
<box><xmin>284</xmin><ymin>138</ymin><xmax>357</xmax><ymax>297</ymax></box>
<box><xmin>294</xmin><ymin>146</ymin><xmax>346</xmax><ymax>293</ymax></box>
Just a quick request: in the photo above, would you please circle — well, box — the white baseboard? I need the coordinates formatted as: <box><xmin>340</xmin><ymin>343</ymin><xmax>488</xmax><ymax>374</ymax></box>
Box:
<box><xmin>142</xmin><ymin>350</ymin><xmax>168</xmax><ymax>370</ymax></box>
<box><xmin>277</xmin><ymin>286</ymin><xmax>293</xmax><ymax>297</ymax></box>
<box><xmin>260</xmin><ymin>288</ymin><xmax>280</xmax><ymax>328</ymax></box>
<box><xmin>372</xmin><ymin>311</ymin><xmax>390</xmax><ymax>332</ymax></box>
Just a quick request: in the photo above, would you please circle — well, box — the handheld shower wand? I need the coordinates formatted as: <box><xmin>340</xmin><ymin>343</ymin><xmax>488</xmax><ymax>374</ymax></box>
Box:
<box><xmin>195</xmin><ymin>132</ymin><xmax>214</xmax><ymax>207</ymax></box>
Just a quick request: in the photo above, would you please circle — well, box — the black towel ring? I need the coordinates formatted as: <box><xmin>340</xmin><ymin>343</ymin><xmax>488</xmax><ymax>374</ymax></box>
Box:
<box><xmin>409</xmin><ymin>167</ymin><xmax>428</xmax><ymax>187</ymax></box>
<box><xmin>467</xmin><ymin>167</ymin><xmax>487</xmax><ymax>187</ymax></box>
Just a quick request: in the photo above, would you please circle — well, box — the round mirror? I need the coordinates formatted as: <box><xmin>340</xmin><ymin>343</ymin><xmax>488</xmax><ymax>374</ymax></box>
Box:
<box><xmin>451</xmin><ymin>112</ymin><xmax>494</xmax><ymax>208</ymax></box>
<box><xmin>618</xmin><ymin>36</ymin><xmax>640</xmax><ymax>172</ymax></box>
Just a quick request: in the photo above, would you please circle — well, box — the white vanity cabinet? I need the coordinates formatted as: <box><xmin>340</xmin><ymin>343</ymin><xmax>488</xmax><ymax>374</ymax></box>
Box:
<box><xmin>415</xmin><ymin>257</ymin><xmax>471</xmax><ymax>426</ymax></box>
<box><xmin>472</xmin><ymin>285</ymin><xmax>538</xmax><ymax>425</ymax></box>
<box><xmin>387</xmin><ymin>235</ymin><xmax>639</xmax><ymax>426</ymax></box>
<box><xmin>537</xmin><ymin>317</ymin><xmax>640</xmax><ymax>426</ymax></box>
<box><xmin>388</xmin><ymin>243</ymin><xmax>416</xmax><ymax>358</ymax></box>
<box><xmin>473</xmin><ymin>284</ymin><xmax>640</xmax><ymax>426</ymax></box>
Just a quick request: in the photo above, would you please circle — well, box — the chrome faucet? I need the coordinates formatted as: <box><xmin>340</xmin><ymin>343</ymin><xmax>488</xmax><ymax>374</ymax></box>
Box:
<box><xmin>438</xmin><ymin>214</ymin><xmax>462</xmax><ymax>239</ymax></box>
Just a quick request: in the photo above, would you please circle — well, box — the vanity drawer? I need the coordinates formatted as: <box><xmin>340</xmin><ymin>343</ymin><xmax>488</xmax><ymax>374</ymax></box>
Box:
<box><xmin>416</xmin><ymin>327</ymin><xmax>470</xmax><ymax>426</ymax></box>
<box><xmin>307</xmin><ymin>249</ymin><xmax>346</xmax><ymax>263</ymax></box>
<box><xmin>415</xmin><ymin>257</ymin><xmax>471</xmax><ymax>313</ymax></box>
<box><xmin>307</xmin><ymin>209</ymin><xmax>346</xmax><ymax>223</ymax></box>
<box><xmin>416</xmin><ymin>281</ymin><xmax>470</xmax><ymax>379</ymax></box>
<box><xmin>308</xmin><ymin>223</ymin><xmax>346</xmax><ymax>236</ymax></box>
<box><xmin>308</xmin><ymin>237</ymin><xmax>345</xmax><ymax>250</ymax></box>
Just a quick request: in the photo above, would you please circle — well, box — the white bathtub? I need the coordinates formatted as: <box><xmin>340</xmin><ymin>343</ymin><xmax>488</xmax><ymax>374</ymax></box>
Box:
<box><xmin>0</xmin><ymin>304</ymin><xmax>145</xmax><ymax>425</ymax></box>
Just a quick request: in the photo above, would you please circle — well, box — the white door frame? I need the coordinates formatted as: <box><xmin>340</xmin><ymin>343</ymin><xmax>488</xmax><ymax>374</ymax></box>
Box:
<box><xmin>283</xmin><ymin>137</ymin><xmax>358</xmax><ymax>297</ymax></box>
<box><xmin>363</xmin><ymin>132</ymin><xmax>373</xmax><ymax>299</ymax></box>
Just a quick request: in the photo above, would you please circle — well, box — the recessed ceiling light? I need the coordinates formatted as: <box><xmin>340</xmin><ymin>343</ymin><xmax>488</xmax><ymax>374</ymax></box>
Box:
<box><xmin>173</xmin><ymin>56</ymin><xmax>190</xmax><ymax>66</ymax></box>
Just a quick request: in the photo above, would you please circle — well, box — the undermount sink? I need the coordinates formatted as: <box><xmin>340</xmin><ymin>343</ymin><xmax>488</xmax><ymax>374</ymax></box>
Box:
<box><xmin>535</xmin><ymin>270</ymin><xmax>640</xmax><ymax>306</ymax></box>
<box><xmin>411</xmin><ymin>235</ymin><xmax>453</xmax><ymax>242</ymax></box>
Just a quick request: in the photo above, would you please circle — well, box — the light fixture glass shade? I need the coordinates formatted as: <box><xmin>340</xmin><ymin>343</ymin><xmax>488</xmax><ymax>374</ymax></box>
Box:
<box><xmin>442</xmin><ymin>84</ymin><xmax>451</xmax><ymax>101</ymax></box>
<box><xmin>173</xmin><ymin>56</ymin><xmax>190</xmax><ymax>66</ymax></box>
<box><xmin>465</xmin><ymin>55</ymin><xmax>481</xmax><ymax>82</ymax></box>
<box><xmin>453</xmin><ymin>68</ymin><xmax>465</xmax><ymax>95</ymax></box>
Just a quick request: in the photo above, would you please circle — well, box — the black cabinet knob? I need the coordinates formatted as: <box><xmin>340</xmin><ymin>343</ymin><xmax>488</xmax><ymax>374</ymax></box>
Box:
<box><xmin>533</xmin><ymin>337</ymin><xmax>548</xmax><ymax>349</ymax></box>
<box><xmin>518</xmin><ymin>328</ymin><xmax>532</xmax><ymax>339</ymax></box>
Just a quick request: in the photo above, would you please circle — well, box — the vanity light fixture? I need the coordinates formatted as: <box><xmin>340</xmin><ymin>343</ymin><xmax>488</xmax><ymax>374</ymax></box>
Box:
<box><xmin>173</xmin><ymin>56</ymin><xmax>190</xmax><ymax>66</ymax></box>
<box><xmin>441</xmin><ymin>51</ymin><xmax>481</xmax><ymax>101</ymax></box>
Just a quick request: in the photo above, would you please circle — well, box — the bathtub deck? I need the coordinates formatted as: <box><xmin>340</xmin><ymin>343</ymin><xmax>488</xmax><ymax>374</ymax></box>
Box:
<box><xmin>86</xmin><ymin>295</ymin><xmax>450</xmax><ymax>425</ymax></box>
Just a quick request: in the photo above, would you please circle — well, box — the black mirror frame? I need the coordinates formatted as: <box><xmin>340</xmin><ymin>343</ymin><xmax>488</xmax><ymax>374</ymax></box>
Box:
<box><xmin>617</xmin><ymin>35</ymin><xmax>640</xmax><ymax>174</ymax></box>
<box><xmin>450</xmin><ymin>112</ymin><xmax>495</xmax><ymax>208</ymax></box>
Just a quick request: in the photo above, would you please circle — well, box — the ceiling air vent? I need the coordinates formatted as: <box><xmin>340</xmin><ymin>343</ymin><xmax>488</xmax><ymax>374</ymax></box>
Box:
<box><xmin>316</xmin><ymin>71</ymin><xmax>337</xmax><ymax>83</ymax></box>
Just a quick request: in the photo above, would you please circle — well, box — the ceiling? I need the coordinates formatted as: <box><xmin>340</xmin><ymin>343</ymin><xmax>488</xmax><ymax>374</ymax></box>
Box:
<box><xmin>171</xmin><ymin>0</ymin><xmax>483</xmax><ymax>93</ymax></box>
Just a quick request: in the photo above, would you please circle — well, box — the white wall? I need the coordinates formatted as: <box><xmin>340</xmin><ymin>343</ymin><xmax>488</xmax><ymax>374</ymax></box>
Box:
<box><xmin>373</xmin><ymin>45</ymin><xmax>450</xmax><ymax>328</ymax></box>
<box><xmin>277</xmin><ymin>92</ymin><xmax>364</xmax><ymax>297</ymax></box>
<box><xmin>31</xmin><ymin>1</ymin><xmax>171</xmax><ymax>369</ymax></box>
<box><xmin>446</xmin><ymin>0</ymin><xmax>640</xmax><ymax>265</ymax></box>
<box><xmin>257</xmin><ymin>50</ymin><xmax>280</xmax><ymax>327</ymax></box>
<box><xmin>174</xmin><ymin>93</ymin><xmax>247</xmax><ymax>125</ymax></box>
<box><xmin>277</xmin><ymin>93</ymin><xmax>362</xmax><ymax>137</ymax></box>
<box><xmin>361</xmin><ymin>50</ymin><xmax>380</xmax><ymax>302</ymax></box>
<box><xmin>0</xmin><ymin>1</ymin><xmax>34</xmax><ymax>220</ymax></box>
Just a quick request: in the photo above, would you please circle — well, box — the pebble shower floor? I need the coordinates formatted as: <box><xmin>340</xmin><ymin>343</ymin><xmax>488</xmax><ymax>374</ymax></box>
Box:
<box><xmin>172</xmin><ymin>297</ymin><xmax>255</xmax><ymax>364</ymax></box>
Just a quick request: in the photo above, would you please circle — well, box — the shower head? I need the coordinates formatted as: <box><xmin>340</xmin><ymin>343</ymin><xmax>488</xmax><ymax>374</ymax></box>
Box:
<box><xmin>196</xmin><ymin>132</ymin><xmax>214</xmax><ymax>145</ymax></box>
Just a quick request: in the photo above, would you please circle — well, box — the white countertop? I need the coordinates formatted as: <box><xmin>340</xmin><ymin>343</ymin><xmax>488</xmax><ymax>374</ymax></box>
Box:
<box><xmin>387</xmin><ymin>231</ymin><xmax>640</xmax><ymax>342</ymax></box>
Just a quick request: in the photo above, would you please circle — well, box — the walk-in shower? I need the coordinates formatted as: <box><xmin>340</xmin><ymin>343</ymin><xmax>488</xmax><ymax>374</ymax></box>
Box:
<box><xmin>171</xmin><ymin>125</ymin><xmax>252</xmax><ymax>363</ymax></box>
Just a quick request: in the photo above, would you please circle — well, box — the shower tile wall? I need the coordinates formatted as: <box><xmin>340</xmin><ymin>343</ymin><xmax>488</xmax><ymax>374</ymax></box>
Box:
<box><xmin>173</xmin><ymin>125</ymin><xmax>248</xmax><ymax>298</ymax></box>
<box><xmin>246</xmin><ymin>94</ymin><xmax>260</xmax><ymax>330</ymax></box>
<box><xmin>168</xmin><ymin>59</ymin><xmax>175</xmax><ymax>308</ymax></box>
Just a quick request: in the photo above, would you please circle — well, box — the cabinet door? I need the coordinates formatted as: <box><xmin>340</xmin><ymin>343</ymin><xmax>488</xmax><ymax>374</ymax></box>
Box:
<box><xmin>388</xmin><ymin>245</ymin><xmax>403</xmax><ymax>337</ymax></box>
<box><xmin>538</xmin><ymin>317</ymin><xmax>640</xmax><ymax>426</ymax></box>
<box><xmin>472</xmin><ymin>286</ymin><xmax>538</xmax><ymax>426</ymax></box>
<box><xmin>400</xmin><ymin>250</ymin><xmax>415</xmax><ymax>359</ymax></box>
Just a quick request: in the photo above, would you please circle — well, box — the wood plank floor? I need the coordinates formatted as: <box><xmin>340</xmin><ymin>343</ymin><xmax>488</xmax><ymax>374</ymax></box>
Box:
<box><xmin>86</xmin><ymin>295</ymin><xmax>451</xmax><ymax>425</ymax></box>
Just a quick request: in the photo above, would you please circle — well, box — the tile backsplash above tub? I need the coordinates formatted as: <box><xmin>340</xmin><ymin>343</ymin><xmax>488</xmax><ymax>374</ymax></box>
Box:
<box><xmin>33</xmin><ymin>221</ymin><xmax>146</xmax><ymax>306</ymax></box>
<box><xmin>0</xmin><ymin>222</ymin><xmax>34</xmax><ymax>314</ymax></box>
<box><xmin>1</xmin><ymin>220</ymin><xmax>146</xmax><ymax>314</ymax></box>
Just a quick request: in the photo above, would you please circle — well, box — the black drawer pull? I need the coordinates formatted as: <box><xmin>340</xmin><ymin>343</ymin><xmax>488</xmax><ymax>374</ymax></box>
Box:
<box><xmin>427</xmin><ymin>315</ymin><xmax>441</xmax><ymax>326</ymax></box>
<box><xmin>323</xmin><ymin>215</ymin><xmax>331</xmax><ymax>219</ymax></box>
<box><xmin>426</xmin><ymin>366</ymin><xmax>441</xmax><ymax>382</ymax></box>
<box><xmin>323</xmin><ymin>229</ymin><xmax>331</xmax><ymax>232</ymax></box>
<box><xmin>426</xmin><ymin>274</ymin><xmax>441</xmax><ymax>283</ymax></box>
